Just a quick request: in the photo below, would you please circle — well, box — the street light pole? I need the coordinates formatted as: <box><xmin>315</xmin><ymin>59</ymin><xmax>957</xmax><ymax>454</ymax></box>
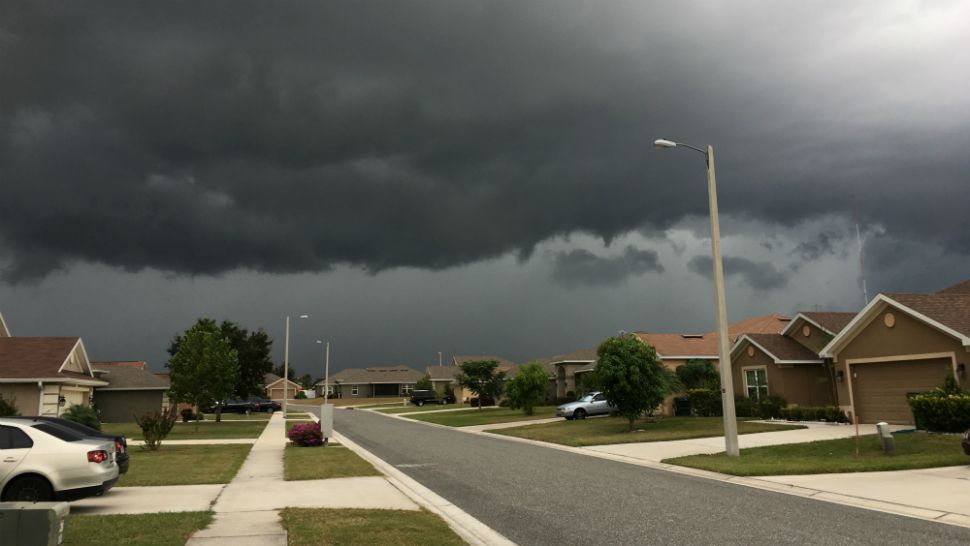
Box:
<box><xmin>282</xmin><ymin>314</ymin><xmax>308</xmax><ymax>421</ymax></box>
<box><xmin>654</xmin><ymin>139</ymin><xmax>739</xmax><ymax>457</ymax></box>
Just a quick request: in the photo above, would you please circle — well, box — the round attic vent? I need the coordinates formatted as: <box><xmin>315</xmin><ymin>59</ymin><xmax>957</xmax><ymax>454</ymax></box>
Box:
<box><xmin>884</xmin><ymin>312</ymin><xmax>896</xmax><ymax>328</ymax></box>
<box><xmin>802</xmin><ymin>325</ymin><xmax>811</xmax><ymax>337</ymax></box>
<box><xmin>747</xmin><ymin>346</ymin><xmax>755</xmax><ymax>357</ymax></box>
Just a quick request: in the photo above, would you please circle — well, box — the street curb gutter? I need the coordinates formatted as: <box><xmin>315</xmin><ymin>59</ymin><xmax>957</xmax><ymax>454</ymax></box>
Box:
<box><xmin>374</xmin><ymin>409</ymin><xmax>970</xmax><ymax>530</ymax></box>
<box><xmin>292</xmin><ymin>405</ymin><xmax>516</xmax><ymax>546</ymax></box>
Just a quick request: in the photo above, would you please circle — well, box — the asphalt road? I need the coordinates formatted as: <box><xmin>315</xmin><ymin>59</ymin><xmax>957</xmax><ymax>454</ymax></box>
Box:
<box><xmin>330</xmin><ymin>408</ymin><xmax>970</xmax><ymax>546</ymax></box>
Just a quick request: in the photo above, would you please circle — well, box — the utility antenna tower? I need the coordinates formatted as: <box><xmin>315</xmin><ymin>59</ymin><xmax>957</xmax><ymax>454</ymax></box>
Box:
<box><xmin>856</xmin><ymin>224</ymin><xmax>869</xmax><ymax>305</ymax></box>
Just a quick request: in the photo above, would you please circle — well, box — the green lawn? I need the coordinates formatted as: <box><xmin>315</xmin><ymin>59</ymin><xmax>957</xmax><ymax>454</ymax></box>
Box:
<box><xmin>64</xmin><ymin>512</ymin><xmax>212</xmax><ymax>546</ymax></box>
<box><xmin>491</xmin><ymin>416</ymin><xmax>804</xmax><ymax>446</ymax></box>
<box><xmin>378</xmin><ymin>403</ymin><xmax>470</xmax><ymax>415</ymax></box>
<box><xmin>404</xmin><ymin>406</ymin><xmax>556</xmax><ymax>427</ymax></box>
<box><xmin>103</xmin><ymin>420</ymin><xmax>268</xmax><ymax>440</ymax></box>
<box><xmin>664</xmin><ymin>432</ymin><xmax>968</xmax><ymax>476</ymax></box>
<box><xmin>281</xmin><ymin>508</ymin><xmax>465</xmax><ymax>546</ymax></box>
<box><xmin>120</xmin><ymin>445</ymin><xmax>252</xmax><ymax>486</ymax></box>
<box><xmin>284</xmin><ymin>444</ymin><xmax>381</xmax><ymax>481</ymax></box>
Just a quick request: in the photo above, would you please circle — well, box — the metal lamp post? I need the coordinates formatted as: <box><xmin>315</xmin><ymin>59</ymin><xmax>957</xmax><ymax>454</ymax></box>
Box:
<box><xmin>282</xmin><ymin>314</ymin><xmax>308</xmax><ymax>419</ymax></box>
<box><xmin>316</xmin><ymin>339</ymin><xmax>333</xmax><ymax>445</ymax></box>
<box><xmin>654</xmin><ymin>138</ymin><xmax>739</xmax><ymax>457</ymax></box>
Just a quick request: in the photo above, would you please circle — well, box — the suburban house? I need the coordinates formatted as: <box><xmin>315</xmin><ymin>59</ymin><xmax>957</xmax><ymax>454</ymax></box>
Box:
<box><xmin>0</xmin><ymin>333</ymin><xmax>107</xmax><ymax>416</ymax></box>
<box><xmin>729</xmin><ymin>312</ymin><xmax>855</xmax><ymax>407</ymax></box>
<box><xmin>549</xmin><ymin>348</ymin><xmax>598</xmax><ymax>399</ymax></box>
<box><xmin>425</xmin><ymin>364</ymin><xmax>460</xmax><ymax>397</ymax></box>
<box><xmin>91</xmin><ymin>361</ymin><xmax>171</xmax><ymax>422</ymax></box>
<box><xmin>264</xmin><ymin>372</ymin><xmax>302</xmax><ymax>400</ymax></box>
<box><xmin>819</xmin><ymin>280</ymin><xmax>970</xmax><ymax>424</ymax></box>
<box><xmin>322</xmin><ymin>366</ymin><xmax>423</xmax><ymax>398</ymax></box>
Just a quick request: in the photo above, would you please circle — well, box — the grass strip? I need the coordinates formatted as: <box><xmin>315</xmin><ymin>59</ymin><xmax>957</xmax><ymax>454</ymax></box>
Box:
<box><xmin>405</xmin><ymin>406</ymin><xmax>556</xmax><ymax>427</ymax></box>
<box><xmin>120</xmin><ymin>445</ymin><xmax>252</xmax><ymax>486</ymax></box>
<box><xmin>377</xmin><ymin>403</ymin><xmax>470</xmax><ymax>414</ymax></box>
<box><xmin>104</xmin><ymin>420</ymin><xmax>268</xmax><ymax>440</ymax></box>
<box><xmin>664</xmin><ymin>432</ymin><xmax>967</xmax><ymax>475</ymax></box>
<box><xmin>491</xmin><ymin>416</ymin><xmax>804</xmax><ymax>446</ymax></box>
<box><xmin>284</xmin><ymin>444</ymin><xmax>381</xmax><ymax>481</ymax></box>
<box><xmin>64</xmin><ymin>511</ymin><xmax>212</xmax><ymax>546</ymax></box>
<box><xmin>281</xmin><ymin>508</ymin><xmax>465</xmax><ymax>546</ymax></box>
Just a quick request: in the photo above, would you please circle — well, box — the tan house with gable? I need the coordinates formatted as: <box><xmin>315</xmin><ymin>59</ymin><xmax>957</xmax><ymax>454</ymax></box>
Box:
<box><xmin>0</xmin><ymin>336</ymin><xmax>107</xmax><ymax>416</ymax></box>
<box><xmin>820</xmin><ymin>284</ymin><xmax>970</xmax><ymax>424</ymax></box>
<box><xmin>729</xmin><ymin>312</ymin><xmax>855</xmax><ymax>407</ymax></box>
<box><xmin>322</xmin><ymin>366</ymin><xmax>424</xmax><ymax>398</ymax></box>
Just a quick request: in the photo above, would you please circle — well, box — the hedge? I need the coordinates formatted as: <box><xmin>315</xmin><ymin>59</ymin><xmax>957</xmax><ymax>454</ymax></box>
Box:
<box><xmin>908</xmin><ymin>393</ymin><xmax>970</xmax><ymax>433</ymax></box>
<box><xmin>779</xmin><ymin>405</ymin><xmax>848</xmax><ymax>423</ymax></box>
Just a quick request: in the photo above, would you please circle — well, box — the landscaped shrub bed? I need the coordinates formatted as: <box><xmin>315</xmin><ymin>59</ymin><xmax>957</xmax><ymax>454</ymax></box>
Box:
<box><xmin>908</xmin><ymin>393</ymin><xmax>970</xmax><ymax>432</ymax></box>
<box><xmin>685</xmin><ymin>389</ymin><xmax>787</xmax><ymax>419</ymax></box>
<box><xmin>686</xmin><ymin>389</ymin><xmax>721</xmax><ymax>416</ymax></box>
<box><xmin>779</xmin><ymin>405</ymin><xmax>848</xmax><ymax>423</ymax></box>
<box><xmin>288</xmin><ymin>421</ymin><xmax>324</xmax><ymax>447</ymax></box>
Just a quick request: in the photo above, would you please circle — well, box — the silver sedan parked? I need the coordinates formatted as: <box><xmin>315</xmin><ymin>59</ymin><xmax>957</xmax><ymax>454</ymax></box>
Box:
<box><xmin>556</xmin><ymin>392</ymin><xmax>614</xmax><ymax>420</ymax></box>
<box><xmin>0</xmin><ymin>417</ymin><xmax>119</xmax><ymax>502</ymax></box>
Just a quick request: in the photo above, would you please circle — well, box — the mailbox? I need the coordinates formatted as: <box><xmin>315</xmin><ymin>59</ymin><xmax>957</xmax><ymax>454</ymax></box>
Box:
<box><xmin>0</xmin><ymin>502</ymin><xmax>70</xmax><ymax>546</ymax></box>
<box><xmin>875</xmin><ymin>422</ymin><xmax>895</xmax><ymax>456</ymax></box>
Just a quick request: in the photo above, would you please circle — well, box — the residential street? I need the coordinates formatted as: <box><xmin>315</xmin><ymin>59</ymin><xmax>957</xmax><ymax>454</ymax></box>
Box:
<box><xmin>331</xmin><ymin>409</ymin><xmax>970</xmax><ymax>546</ymax></box>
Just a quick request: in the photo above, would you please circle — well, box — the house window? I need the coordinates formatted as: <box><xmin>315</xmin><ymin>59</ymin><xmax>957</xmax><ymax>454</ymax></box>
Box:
<box><xmin>351</xmin><ymin>385</ymin><xmax>359</xmax><ymax>396</ymax></box>
<box><xmin>744</xmin><ymin>368</ymin><xmax>768</xmax><ymax>400</ymax></box>
<box><xmin>326</xmin><ymin>385</ymin><xmax>335</xmax><ymax>396</ymax></box>
<box><xmin>401</xmin><ymin>384</ymin><xmax>414</xmax><ymax>395</ymax></box>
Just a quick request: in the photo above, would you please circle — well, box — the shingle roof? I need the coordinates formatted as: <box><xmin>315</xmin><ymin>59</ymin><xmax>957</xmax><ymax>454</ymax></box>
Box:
<box><xmin>638</xmin><ymin>314</ymin><xmax>791</xmax><ymax>358</ymax></box>
<box><xmin>92</xmin><ymin>363</ymin><xmax>170</xmax><ymax>390</ymax></box>
<box><xmin>426</xmin><ymin>365</ymin><xmax>459</xmax><ymax>381</ymax></box>
<box><xmin>0</xmin><ymin>337</ymin><xmax>95</xmax><ymax>380</ymax></box>
<box><xmin>887</xmin><ymin>292</ymin><xmax>970</xmax><ymax>340</ymax></box>
<box><xmin>546</xmin><ymin>347</ymin><xmax>598</xmax><ymax>364</ymax></box>
<box><xmin>799</xmin><ymin>312</ymin><xmax>856</xmax><ymax>335</ymax></box>
<box><xmin>93</xmin><ymin>361</ymin><xmax>148</xmax><ymax>370</ymax></box>
<box><xmin>263</xmin><ymin>373</ymin><xmax>282</xmax><ymax>386</ymax></box>
<box><xmin>742</xmin><ymin>334</ymin><xmax>822</xmax><ymax>362</ymax></box>
<box><xmin>326</xmin><ymin>366</ymin><xmax>424</xmax><ymax>384</ymax></box>
<box><xmin>939</xmin><ymin>279</ymin><xmax>970</xmax><ymax>294</ymax></box>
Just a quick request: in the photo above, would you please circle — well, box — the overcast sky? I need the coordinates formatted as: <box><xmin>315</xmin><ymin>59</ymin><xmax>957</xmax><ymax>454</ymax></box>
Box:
<box><xmin>2</xmin><ymin>1</ymin><xmax>969</xmax><ymax>376</ymax></box>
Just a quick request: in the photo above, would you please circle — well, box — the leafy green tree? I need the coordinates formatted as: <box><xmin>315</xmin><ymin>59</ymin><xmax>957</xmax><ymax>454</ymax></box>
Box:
<box><xmin>415</xmin><ymin>374</ymin><xmax>433</xmax><ymax>391</ymax></box>
<box><xmin>675</xmin><ymin>359</ymin><xmax>719</xmax><ymax>390</ymax></box>
<box><xmin>298</xmin><ymin>373</ymin><xmax>314</xmax><ymax>389</ymax></box>
<box><xmin>62</xmin><ymin>405</ymin><xmax>101</xmax><ymax>430</ymax></box>
<box><xmin>168</xmin><ymin>320</ymin><xmax>273</xmax><ymax>400</ymax></box>
<box><xmin>596</xmin><ymin>334</ymin><xmax>674</xmax><ymax>432</ymax></box>
<box><xmin>167</xmin><ymin>318</ymin><xmax>240</xmax><ymax>423</ymax></box>
<box><xmin>506</xmin><ymin>362</ymin><xmax>549</xmax><ymax>415</ymax></box>
<box><xmin>272</xmin><ymin>363</ymin><xmax>298</xmax><ymax>381</ymax></box>
<box><xmin>0</xmin><ymin>394</ymin><xmax>19</xmax><ymax>417</ymax></box>
<box><xmin>456</xmin><ymin>360</ymin><xmax>506</xmax><ymax>409</ymax></box>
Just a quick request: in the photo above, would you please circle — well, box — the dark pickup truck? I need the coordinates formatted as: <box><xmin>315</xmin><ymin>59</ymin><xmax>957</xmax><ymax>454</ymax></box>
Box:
<box><xmin>409</xmin><ymin>390</ymin><xmax>455</xmax><ymax>407</ymax></box>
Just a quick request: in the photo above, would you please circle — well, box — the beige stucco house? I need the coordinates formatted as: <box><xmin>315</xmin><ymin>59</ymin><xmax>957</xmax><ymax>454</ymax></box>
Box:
<box><xmin>820</xmin><ymin>283</ymin><xmax>970</xmax><ymax>424</ymax></box>
<box><xmin>0</xmin><ymin>335</ymin><xmax>107</xmax><ymax>416</ymax></box>
<box><xmin>91</xmin><ymin>361</ymin><xmax>171</xmax><ymax>422</ymax></box>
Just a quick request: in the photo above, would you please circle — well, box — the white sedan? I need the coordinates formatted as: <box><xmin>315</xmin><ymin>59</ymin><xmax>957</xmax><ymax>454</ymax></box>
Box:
<box><xmin>0</xmin><ymin>417</ymin><xmax>119</xmax><ymax>502</ymax></box>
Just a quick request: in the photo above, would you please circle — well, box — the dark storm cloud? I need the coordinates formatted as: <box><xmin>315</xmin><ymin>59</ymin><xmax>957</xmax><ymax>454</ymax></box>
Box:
<box><xmin>688</xmin><ymin>255</ymin><xmax>789</xmax><ymax>291</ymax></box>
<box><xmin>2</xmin><ymin>2</ymin><xmax>969</xmax><ymax>282</ymax></box>
<box><xmin>552</xmin><ymin>245</ymin><xmax>663</xmax><ymax>287</ymax></box>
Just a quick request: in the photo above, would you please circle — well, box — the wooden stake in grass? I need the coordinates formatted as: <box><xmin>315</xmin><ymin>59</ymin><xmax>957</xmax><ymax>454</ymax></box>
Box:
<box><xmin>854</xmin><ymin>414</ymin><xmax>860</xmax><ymax>457</ymax></box>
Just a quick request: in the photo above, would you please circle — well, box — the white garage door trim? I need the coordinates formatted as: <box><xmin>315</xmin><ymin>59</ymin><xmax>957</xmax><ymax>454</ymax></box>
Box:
<box><xmin>845</xmin><ymin>351</ymin><xmax>956</xmax><ymax>422</ymax></box>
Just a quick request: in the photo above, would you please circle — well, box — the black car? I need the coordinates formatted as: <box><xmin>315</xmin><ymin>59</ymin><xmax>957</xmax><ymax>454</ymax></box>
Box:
<box><xmin>248</xmin><ymin>398</ymin><xmax>281</xmax><ymax>413</ymax></box>
<box><xmin>962</xmin><ymin>428</ymin><xmax>970</xmax><ymax>456</ymax></box>
<box><xmin>200</xmin><ymin>399</ymin><xmax>259</xmax><ymax>414</ymax></box>
<box><xmin>10</xmin><ymin>416</ymin><xmax>129</xmax><ymax>475</ymax></box>
<box><xmin>409</xmin><ymin>390</ymin><xmax>444</xmax><ymax>407</ymax></box>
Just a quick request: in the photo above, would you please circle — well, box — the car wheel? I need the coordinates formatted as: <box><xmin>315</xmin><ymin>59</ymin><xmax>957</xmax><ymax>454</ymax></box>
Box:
<box><xmin>564</xmin><ymin>416</ymin><xmax>574</xmax><ymax>421</ymax></box>
<box><xmin>574</xmin><ymin>409</ymin><xmax>587</xmax><ymax>420</ymax></box>
<box><xmin>416</xmin><ymin>400</ymin><xmax>424</xmax><ymax>407</ymax></box>
<box><xmin>245</xmin><ymin>409</ymin><xmax>252</xmax><ymax>415</ymax></box>
<box><xmin>3</xmin><ymin>475</ymin><xmax>53</xmax><ymax>502</ymax></box>
<box><xmin>266</xmin><ymin>407</ymin><xmax>274</xmax><ymax>413</ymax></box>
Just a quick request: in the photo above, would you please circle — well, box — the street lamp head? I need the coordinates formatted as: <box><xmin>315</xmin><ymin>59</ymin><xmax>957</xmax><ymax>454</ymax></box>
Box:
<box><xmin>653</xmin><ymin>139</ymin><xmax>677</xmax><ymax>149</ymax></box>
<box><xmin>315</xmin><ymin>340</ymin><xmax>323</xmax><ymax>344</ymax></box>
<box><xmin>299</xmin><ymin>314</ymin><xmax>309</xmax><ymax>319</ymax></box>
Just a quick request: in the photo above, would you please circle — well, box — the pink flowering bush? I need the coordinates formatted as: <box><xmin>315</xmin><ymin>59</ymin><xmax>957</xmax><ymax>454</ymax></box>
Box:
<box><xmin>288</xmin><ymin>422</ymin><xmax>323</xmax><ymax>447</ymax></box>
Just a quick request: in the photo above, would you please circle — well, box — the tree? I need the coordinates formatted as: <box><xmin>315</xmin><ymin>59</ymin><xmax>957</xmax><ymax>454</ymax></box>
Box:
<box><xmin>168</xmin><ymin>319</ymin><xmax>273</xmax><ymax>400</ymax></box>
<box><xmin>167</xmin><ymin>318</ymin><xmax>240</xmax><ymax>423</ymax></box>
<box><xmin>415</xmin><ymin>374</ymin><xmax>433</xmax><ymax>391</ymax></box>
<box><xmin>595</xmin><ymin>333</ymin><xmax>674</xmax><ymax>432</ymax></box>
<box><xmin>675</xmin><ymin>359</ymin><xmax>720</xmax><ymax>390</ymax></box>
<box><xmin>506</xmin><ymin>362</ymin><xmax>548</xmax><ymax>415</ymax></box>
<box><xmin>272</xmin><ymin>363</ymin><xmax>297</xmax><ymax>382</ymax></box>
<box><xmin>456</xmin><ymin>360</ymin><xmax>506</xmax><ymax>409</ymax></box>
<box><xmin>298</xmin><ymin>373</ymin><xmax>313</xmax><ymax>389</ymax></box>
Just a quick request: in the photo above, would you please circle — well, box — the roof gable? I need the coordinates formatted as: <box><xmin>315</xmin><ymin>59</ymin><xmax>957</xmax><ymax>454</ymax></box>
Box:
<box><xmin>782</xmin><ymin>312</ymin><xmax>856</xmax><ymax>337</ymax></box>
<box><xmin>638</xmin><ymin>314</ymin><xmax>790</xmax><ymax>358</ymax></box>
<box><xmin>731</xmin><ymin>334</ymin><xmax>823</xmax><ymax>363</ymax></box>
<box><xmin>820</xmin><ymin>293</ymin><xmax>970</xmax><ymax>358</ymax></box>
<box><xmin>0</xmin><ymin>337</ymin><xmax>104</xmax><ymax>384</ymax></box>
<box><xmin>93</xmin><ymin>363</ymin><xmax>170</xmax><ymax>390</ymax></box>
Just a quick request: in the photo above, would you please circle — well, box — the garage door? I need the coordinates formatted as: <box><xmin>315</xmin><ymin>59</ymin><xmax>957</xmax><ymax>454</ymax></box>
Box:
<box><xmin>851</xmin><ymin>358</ymin><xmax>952</xmax><ymax>424</ymax></box>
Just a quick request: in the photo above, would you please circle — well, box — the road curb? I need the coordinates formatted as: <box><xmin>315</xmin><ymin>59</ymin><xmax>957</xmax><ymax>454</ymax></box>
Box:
<box><xmin>370</xmin><ymin>408</ymin><xmax>970</xmax><ymax>530</ymax></box>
